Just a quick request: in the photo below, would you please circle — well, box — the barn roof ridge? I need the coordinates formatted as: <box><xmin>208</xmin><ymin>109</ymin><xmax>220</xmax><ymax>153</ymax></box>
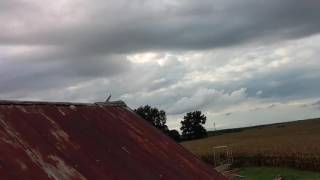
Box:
<box><xmin>0</xmin><ymin>100</ymin><xmax>127</xmax><ymax>107</ymax></box>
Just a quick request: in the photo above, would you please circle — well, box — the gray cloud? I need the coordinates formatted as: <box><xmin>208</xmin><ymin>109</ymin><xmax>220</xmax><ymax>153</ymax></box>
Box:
<box><xmin>301</xmin><ymin>100</ymin><xmax>320</xmax><ymax>110</ymax></box>
<box><xmin>1</xmin><ymin>0</ymin><xmax>320</xmax><ymax>51</ymax></box>
<box><xmin>0</xmin><ymin>53</ymin><xmax>130</xmax><ymax>96</ymax></box>
<box><xmin>267</xmin><ymin>104</ymin><xmax>277</xmax><ymax>109</ymax></box>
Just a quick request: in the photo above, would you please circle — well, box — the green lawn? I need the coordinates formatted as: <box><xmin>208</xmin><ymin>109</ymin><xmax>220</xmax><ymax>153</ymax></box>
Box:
<box><xmin>238</xmin><ymin>167</ymin><xmax>320</xmax><ymax>180</ymax></box>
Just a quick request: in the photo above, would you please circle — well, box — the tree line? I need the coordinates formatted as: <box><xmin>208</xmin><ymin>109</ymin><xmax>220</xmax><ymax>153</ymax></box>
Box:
<box><xmin>134</xmin><ymin>105</ymin><xmax>207</xmax><ymax>142</ymax></box>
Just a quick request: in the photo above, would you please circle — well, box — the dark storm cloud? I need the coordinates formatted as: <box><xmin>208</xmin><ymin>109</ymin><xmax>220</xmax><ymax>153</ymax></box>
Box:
<box><xmin>1</xmin><ymin>0</ymin><xmax>320</xmax><ymax>52</ymax></box>
<box><xmin>0</xmin><ymin>54</ymin><xmax>130</xmax><ymax>95</ymax></box>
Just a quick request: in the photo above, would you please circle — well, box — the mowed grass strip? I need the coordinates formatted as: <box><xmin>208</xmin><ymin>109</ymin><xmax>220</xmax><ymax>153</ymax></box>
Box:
<box><xmin>181</xmin><ymin>118</ymin><xmax>320</xmax><ymax>171</ymax></box>
<box><xmin>238</xmin><ymin>167</ymin><xmax>320</xmax><ymax>180</ymax></box>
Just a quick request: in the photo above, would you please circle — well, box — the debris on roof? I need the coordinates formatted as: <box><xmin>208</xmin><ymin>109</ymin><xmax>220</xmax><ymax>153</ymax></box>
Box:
<box><xmin>0</xmin><ymin>100</ymin><xmax>226</xmax><ymax>180</ymax></box>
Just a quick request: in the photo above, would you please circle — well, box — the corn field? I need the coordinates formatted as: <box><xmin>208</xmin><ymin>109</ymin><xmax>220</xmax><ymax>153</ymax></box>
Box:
<box><xmin>181</xmin><ymin>118</ymin><xmax>320</xmax><ymax>171</ymax></box>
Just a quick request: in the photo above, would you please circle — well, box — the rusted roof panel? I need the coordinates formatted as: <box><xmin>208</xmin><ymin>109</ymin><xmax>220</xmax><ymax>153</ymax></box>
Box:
<box><xmin>0</xmin><ymin>101</ymin><xmax>226</xmax><ymax>180</ymax></box>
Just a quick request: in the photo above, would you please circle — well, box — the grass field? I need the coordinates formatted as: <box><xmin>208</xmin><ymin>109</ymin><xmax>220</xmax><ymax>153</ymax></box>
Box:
<box><xmin>238</xmin><ymin>167</ymin><xmax>320</xmax><ymax>180</ymax></box>
<box><xmin>181</xmin><ymin>118</ymin><xmax>320</xmax><ymax>171</ymax></box>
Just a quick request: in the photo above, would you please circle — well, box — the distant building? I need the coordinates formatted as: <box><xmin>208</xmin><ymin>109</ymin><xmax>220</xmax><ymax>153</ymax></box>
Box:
<box><xmin>0</xmin><ymin>100</ymin><xmax>226</xmax><ymax>180</ymax></box>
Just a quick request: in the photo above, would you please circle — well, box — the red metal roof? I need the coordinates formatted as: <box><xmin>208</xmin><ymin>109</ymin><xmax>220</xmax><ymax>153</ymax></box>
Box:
<box><xmin>0</xmin><ymin>100</ymin><xmax>226</xmax><ymax>180</ymax></box>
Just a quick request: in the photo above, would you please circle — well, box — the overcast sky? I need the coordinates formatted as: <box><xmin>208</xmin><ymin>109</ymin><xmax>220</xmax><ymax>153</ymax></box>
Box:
<box><xmin>1</xmin><ymin>0</ymin><xmax>320</xmax><ymax>130</ymax></box>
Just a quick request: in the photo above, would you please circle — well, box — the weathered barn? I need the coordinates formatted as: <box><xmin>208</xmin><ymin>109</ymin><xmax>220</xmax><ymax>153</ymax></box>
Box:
<box><xmin>0</xmin><ymin>100</ymin><xmax>226</xmax><ymax>180</ymax></box>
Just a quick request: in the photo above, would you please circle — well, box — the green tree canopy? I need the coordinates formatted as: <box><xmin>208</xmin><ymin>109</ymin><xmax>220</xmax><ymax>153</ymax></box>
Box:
<box><xmin>180</xmin><ymin>111</ymin><xmax>207</xmax><ymax>140</ymax></box>
<box><xmin>167</xmin><ymin>129</ymin><xmax>181</xmax><ymax>142</ymax></box>
<box><xmin>134</xmin><ymin>105</ymin><xmax>168</xmax><ymax>132</ymax></box>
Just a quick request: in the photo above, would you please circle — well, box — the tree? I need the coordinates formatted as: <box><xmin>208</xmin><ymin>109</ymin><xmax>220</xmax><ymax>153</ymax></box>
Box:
<box><xmin>134</xmin><ymin>105</ymin><xmax>168</xmax><ymax>133</ymax></box>
<box><xmin>167</xmin><ymin>129</ymin><xmax>181</xmax><ymax>142</ymax></box>
<box><xmin>180</xmin><ymin>111</ymin><xmax>207</xmax><ymax>140</ymax></box>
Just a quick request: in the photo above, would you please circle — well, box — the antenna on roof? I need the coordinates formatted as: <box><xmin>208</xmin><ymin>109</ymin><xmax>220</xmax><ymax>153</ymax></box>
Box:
<box><xmin>105</xmin><ymin>93</ymin><xmax>112</xmax><ymax>103</ymax></box>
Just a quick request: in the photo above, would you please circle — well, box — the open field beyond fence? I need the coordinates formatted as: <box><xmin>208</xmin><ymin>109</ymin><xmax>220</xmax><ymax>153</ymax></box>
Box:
<box><xmin>181</xmin><ymin>118</ymin><xmax>320</xmax><ymax>171</ymax></box>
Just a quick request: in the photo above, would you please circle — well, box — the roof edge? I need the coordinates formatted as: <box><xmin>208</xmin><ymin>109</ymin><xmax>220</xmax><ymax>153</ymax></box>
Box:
<box><xmin>0</xmin><ymin>100</ymin><xmax>127</xmax><ymax>107</ymax></box>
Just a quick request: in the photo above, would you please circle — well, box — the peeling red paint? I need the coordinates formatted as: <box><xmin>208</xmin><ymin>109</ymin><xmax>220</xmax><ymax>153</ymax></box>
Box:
<box><xmin>0</xmin><ymin>101</ymin><xmax>226</xmax><ymax>180</ymax></box>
